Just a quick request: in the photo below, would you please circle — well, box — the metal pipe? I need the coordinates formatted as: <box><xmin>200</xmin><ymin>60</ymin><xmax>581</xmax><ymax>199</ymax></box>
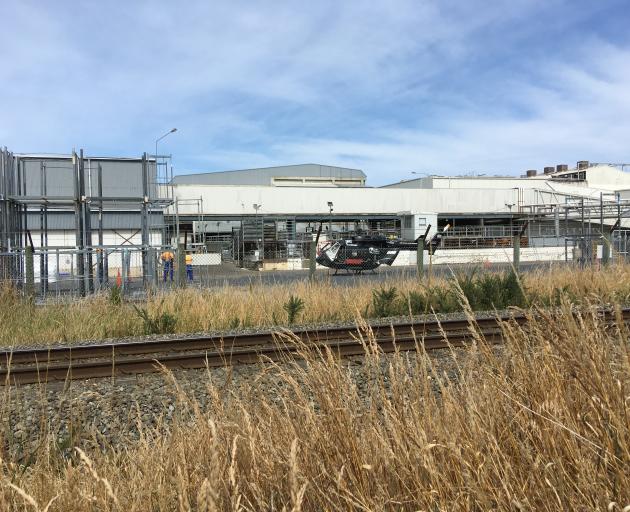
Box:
<box><xmin>141</xmin><ymin>152</ymin><xmax>150</xmax><ymax>285</ymax></box>
<box><xmin>74</xmin><ymin>150</ymin><xmax>85</xmax><ymax>297</ymax></box>
<box><xmin>97</xmin><ymin>163</ymin><xmax>105</xmax><ymax>284</ymax></box>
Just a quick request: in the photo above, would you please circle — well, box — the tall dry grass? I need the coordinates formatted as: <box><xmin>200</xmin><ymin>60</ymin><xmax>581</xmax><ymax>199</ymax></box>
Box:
<box><xmin>0</xmin><ymin>302</ymin><xmax>628</xmax><ymax>510</ymax></box>
<box><xmin>3</xmin><ymin>263</ymin><xmax>630</xmax><ymax>346</ymax></box>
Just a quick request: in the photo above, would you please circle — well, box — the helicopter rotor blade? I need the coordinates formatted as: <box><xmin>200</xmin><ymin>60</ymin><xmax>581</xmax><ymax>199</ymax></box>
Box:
<box><xmin>314</xmin><ymin>222</ymin><xmax>323</xmax><ymax>246</ymax></box>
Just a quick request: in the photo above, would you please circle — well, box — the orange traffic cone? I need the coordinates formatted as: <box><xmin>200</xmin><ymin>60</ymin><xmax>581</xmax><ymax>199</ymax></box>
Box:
<box><xmin>116</xmin><ymin>269</ymin><xmax>122</xmax><ymax>287</ymax></box>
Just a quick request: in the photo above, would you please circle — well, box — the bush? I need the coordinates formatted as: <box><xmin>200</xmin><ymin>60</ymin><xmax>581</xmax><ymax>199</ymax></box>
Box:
<box><xmin>453</xmin><ymin>270</ymin><xmax>525</xmax><ymax>310</ymax></box>
<box><xmin>400</xmin><ymin>271</ymin><xmax>526</xmax><ymax>317</ymax></box>
<box><xmin>109</xmin><ymin>284</ymin><xmax>123</xmax><ymax>306</ymax></box>
<box><xmin>405</xmin><ymin>290</ymin><xmax>428</xmax><ymax>315</ymax></box>
<box><xmin>227</xmin><ymin>316</ymin><xmax>240</xmax><ymax>329</ymax></box>
<box><xmin>371</xmin><ymin>286</ymin><xmax>400</xmax><ymax>317</ymax></box>
<box><xmin>283</xmin><ymin>295</ymin><xmax>305</xmax><ymax>324</ymax></box>
<box><xmin>404</xmin><ymin>286</ymin><xmax>459</xmax><ymax>315</ymax></box>
<box><xmin>133</xmin><ymin>303</ymin><xmax>177</xmax><ymax>335</ymax></box>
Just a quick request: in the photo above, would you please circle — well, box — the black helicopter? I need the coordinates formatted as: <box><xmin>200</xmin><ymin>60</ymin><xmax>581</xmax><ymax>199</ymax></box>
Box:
<box><xmin>315</xmin><ymin>224</ymin><xmax>449</xmax><ymax>274</ymax></box>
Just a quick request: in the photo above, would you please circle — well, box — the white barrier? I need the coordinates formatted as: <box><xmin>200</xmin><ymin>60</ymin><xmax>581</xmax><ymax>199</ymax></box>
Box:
<box><xmin>392</xmin><ymin>246</ymin><xmax>571</xmax><ymax>266</ymax></box>
<box><xmin>192</xmin><ymin>253</ymin><xmax>221</xmax><ymax>266</ymax></box>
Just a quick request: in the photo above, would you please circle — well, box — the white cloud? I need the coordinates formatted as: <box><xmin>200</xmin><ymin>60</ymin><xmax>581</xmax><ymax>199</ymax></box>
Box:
<box><xmin>264</xmin><ymin>41</ymin><xmax>630</xmax><ymax>184</ymax></box>
<box><xmin>0</xmin><ymin>0</ymin><xmax>628</xmax><ymax>184</ymax></box>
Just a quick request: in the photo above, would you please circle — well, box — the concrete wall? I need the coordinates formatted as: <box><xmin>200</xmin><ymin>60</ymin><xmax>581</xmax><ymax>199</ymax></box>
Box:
<box><xmin>584</xmin><ymin>165</ymin><xmax>630</xmax><ymax>191</ymax></box>
<box><xmin>169</xmin><ymin>184</ymin><xmax>539</xmax><ymax>218</ymax></box>
<box><xmin>391</xmin><ymin>247</ymin><xmax>570</xmax><ymax>266</ymax></box>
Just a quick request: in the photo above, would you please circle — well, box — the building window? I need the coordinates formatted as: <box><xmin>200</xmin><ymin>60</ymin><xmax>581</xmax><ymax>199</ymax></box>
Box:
<box><xmin>417</xmin><ymin>217</ymin><xmax>427</xmax><ymax>226</ymax></box>
<box><xmin>403</xmin><ymin>217</ymin><xmax>412</xmax><ymax>229</ymax></box>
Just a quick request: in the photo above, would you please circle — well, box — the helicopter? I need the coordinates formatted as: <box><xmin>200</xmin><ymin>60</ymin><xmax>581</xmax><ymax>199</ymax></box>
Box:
<box><xmin>315</xmin><ymin>224</ymin><xmax>449</xmax><ymax>274</ymax></box>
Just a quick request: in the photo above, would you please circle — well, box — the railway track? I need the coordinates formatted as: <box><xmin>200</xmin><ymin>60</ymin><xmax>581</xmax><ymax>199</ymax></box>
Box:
<box><xmin>1</xmin><ymin>309</ymin><xmax>627</xmax><ymax>385</ymax></box>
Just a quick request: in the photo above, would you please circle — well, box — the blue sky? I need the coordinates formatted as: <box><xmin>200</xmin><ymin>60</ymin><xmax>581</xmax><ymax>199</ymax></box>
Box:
<box><xmin>1</xmin><ymin>0</ymin><xmax>629</xmax><ymax>185</ymax></box>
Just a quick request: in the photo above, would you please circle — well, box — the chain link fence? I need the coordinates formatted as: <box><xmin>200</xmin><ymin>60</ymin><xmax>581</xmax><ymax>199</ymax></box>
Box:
<box><xmin>2</xmin><ymin>230</ymin><xmax>625</xmax><ymax>298</ymax></box>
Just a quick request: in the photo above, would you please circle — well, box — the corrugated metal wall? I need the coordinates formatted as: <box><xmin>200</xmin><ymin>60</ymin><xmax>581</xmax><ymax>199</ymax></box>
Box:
<box><xmin>19</xmin><ymin>156</ymin><xmax>159</xmax><ymax>199</ymax></box>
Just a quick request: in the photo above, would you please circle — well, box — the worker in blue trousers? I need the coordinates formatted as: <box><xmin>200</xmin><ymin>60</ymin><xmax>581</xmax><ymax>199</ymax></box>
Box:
<box><xmin>161</xmin><ymin>250</ymin><xmax>174</xmax><ymax>282</ymax></box>
<box><xmin>185</xmin><ymin>253</ymin><xmax>193</xmax><ymax>281</ymax></box>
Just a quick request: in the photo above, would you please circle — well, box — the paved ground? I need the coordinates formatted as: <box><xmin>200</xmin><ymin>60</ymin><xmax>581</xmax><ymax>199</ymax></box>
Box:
<box><xmin>34</xmin><ymin>261</ymin><xmax>572</xmax><ymax>301</ymax></box>
<box><xmin>177</xmin><ymin>261</ymin><xmax>569</xmax><ymax>289</ymax></box>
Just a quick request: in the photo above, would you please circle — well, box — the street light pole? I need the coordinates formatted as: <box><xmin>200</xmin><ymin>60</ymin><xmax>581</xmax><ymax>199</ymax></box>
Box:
<box><xmin>327</xmin><ymin>201</ymin><xmax>334</xmax><ymax>237</ymax></box>
<box><xmin>253</xmin><ymin>203</ymin><xmax>262</xmax><ymax>261</ymax></box>
<box><xmin>155</xmin><ymin>128</ymin><xmax>178</xmax><ymax>160</ymax></box>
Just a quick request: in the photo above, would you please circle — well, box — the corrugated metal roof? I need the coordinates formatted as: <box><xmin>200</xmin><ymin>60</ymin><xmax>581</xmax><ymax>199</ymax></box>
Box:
<box><xmin>172</xmin><ymin>163</ymin><xmax>366</xmax><ymax>186</ymax></box>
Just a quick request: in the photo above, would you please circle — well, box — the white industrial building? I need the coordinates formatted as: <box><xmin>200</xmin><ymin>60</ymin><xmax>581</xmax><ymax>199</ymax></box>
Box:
<box><xmin>3</xmin><ymin>147</ymin><xmax>630</xmax><ymax>293</ymax></box>
<box><xmin>167</xmin><ymin>160</ymin><xmax>630</xmax><ymax>269</ymax></box>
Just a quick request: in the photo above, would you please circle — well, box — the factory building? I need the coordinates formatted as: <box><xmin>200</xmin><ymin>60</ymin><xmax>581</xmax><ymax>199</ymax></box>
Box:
<box><xmin>169</xmin><ymin>161</ymin><xmax>630</xmax><ymax>266</ymax></box>
<box><xmin>3</xmin><ymin>145</ymin><xmax>630</xmax><ymax>293</ymax></box>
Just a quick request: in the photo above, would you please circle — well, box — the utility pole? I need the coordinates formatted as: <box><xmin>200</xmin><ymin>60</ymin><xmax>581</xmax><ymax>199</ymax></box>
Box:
<box><xmin>253</xmin><ymin>204</ymin><xmax>262</xmax><ymax>263</ymax></box>
<box><xmin>327</xmin><ymin>201</ymin><xmax>334</xmax><ymax>237</ymax></box>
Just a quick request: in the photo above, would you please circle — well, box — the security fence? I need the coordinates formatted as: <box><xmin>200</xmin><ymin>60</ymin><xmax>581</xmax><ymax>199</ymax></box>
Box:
<box><xmin>1</xmin><ymin>230</ymin><xmax>626</xmax><ymax>298</ymax></box>
<box><xmin>0</xmin><ymin>247</ymin><xmax>161</xmax><ymax>298</ymax></box>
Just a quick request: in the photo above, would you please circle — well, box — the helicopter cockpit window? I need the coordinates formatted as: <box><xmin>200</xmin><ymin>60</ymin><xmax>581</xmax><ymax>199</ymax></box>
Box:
<box><xmin>325</xmin><ymin>242</ymin><xmax>341</xmax><ymax>260</ymax></box>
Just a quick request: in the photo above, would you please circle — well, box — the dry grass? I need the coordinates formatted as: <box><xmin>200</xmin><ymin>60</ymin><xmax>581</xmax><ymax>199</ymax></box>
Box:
<box><xmin>3</xmin><ymin>263</ymin><xmax>630</xmax><ymax>347</ymax></box>
<box><xmin>0</xmin><ymin>301</ymin><xmax>628</xmax><ymax>510</ymax></box>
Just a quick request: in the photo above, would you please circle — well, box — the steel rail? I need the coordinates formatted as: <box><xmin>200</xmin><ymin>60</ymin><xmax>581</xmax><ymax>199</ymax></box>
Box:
<box><xmin>1</xmin><ymin>307</ymin><xmax>628</xmax><ymax>386</ymax></box>
<box><xmin>0</xmin><ymin>315</ymin><xmax>524</xmax><ymax>366</ymax></box>
<box><xmin>0</xmin><ymin>330</ymin><xmax>504</xmax><ymax>385</ymax></box>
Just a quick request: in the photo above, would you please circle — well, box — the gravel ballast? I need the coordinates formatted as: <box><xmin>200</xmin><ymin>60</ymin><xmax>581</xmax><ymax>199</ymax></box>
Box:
<box><xmin>1</xmin><ymin>341</ymin><xmax>487</xmax><ymax>461</ymax></box>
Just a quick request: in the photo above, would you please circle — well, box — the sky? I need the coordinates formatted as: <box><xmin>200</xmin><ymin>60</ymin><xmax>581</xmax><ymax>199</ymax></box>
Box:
<box><xmin>1</xmin><ymin>0</ymin><xmax>629</xmax><ymax>185</ymax></box>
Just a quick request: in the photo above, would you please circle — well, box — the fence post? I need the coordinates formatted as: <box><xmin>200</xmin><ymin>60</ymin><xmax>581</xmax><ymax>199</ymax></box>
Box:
<box><xmin>25</xmin><ymin>247</ymin><xmax>35</xmax><ymax>297</ymax></box>
<box><xmin>309</xmin><ymin>239</ymin><xmax>316</xmax><ymax>281</ymax></box>
<box><xmin>512</xmin><ymin>235</ymin><xmax>520</xmax><ymax>271</ymax></box>
<box><xmin>121</xmin><ymin>249</ymin><xmax>128</xmax><ymax>293</ymax></box>
<box><xmin>103</xmin><ymin>250</ymin><xmax>109</xmax><ymax>284</ymax></box>
<box><xmin>602</xmin><ymin>233</ymin><xmax>611</xmax><ymax>266</ymax></box>
<box><xmin>148</xmin><ymin>248</ymin><xmax>157</xmax><ymax>287</ymax></box>
<box><xmin>417</xmin><ymin>238</ymin><xmax>424</xmax><ymax>280</ymax></box>
<box><xmin>177</xmin><ymin>244</ymin><xmax>186</xmax><ymax>287</ymax></box>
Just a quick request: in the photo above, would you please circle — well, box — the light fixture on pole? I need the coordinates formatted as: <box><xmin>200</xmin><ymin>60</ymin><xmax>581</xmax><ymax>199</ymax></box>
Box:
<box><xmin>155</xmin><ymin>128</ymin><xmax>178</xmax><ymax>160</ymax></box>
<box><xmin>327</xmin><ymin>201</ymin><xmax>334</xmax><ymax>235</ymax></box>
<box><xmin>253</xmin><ymin>203</ymin><xmax>262</xmax><ymax>260</ymax></box>
<box><xmin>505</xmin><ymin>202</ymin><xmax>515</xmax><ymax>235</ymax></box>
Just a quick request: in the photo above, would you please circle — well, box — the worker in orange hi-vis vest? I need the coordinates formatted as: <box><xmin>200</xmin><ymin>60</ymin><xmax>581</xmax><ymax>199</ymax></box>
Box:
<box><xmin>185</xmin><ymin>253</ymin><xmax>193</xmax><ymax>281</ymax></box>
<box><xmin>161</xmin><ymin>250</ymin><xmax>175</xmax><ymax>282</ymax></box>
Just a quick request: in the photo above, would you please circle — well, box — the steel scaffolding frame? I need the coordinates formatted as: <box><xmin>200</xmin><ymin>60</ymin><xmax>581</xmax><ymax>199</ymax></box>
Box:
<box><xmin>0</xmin><ymin>148</ymin><xmax>173</xmax><ymax>296</ymax></box>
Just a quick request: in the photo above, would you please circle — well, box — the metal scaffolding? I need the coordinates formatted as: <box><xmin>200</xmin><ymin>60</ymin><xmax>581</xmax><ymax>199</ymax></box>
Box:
<box><xmin>0</xmin><ymin>148</ymin><xmax>173</xmax><ymax>296</ymax></box>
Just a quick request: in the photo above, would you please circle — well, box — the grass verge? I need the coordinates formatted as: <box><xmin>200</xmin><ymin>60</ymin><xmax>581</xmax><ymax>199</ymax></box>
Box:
<box><xmin>0</xmin><ymin>302</ymin><xmax>628</xmax><ymax>509</ymax></box>
<box><xmin>2</xmin><ymin>264</ymin><xmax>630</xmax><ymax>346</ymax></box>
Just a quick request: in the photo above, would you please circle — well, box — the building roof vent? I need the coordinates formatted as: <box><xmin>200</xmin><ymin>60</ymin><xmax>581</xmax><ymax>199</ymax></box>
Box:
<box><xmin>544</xmin><ymin>166</ymin><xmax>555</xmax><ymax>174</ymax></box>
<box><xmin>577</xmin><ymin>160</ymin><xmax>589</xmax><ymax>170</ymax></box>
<box><xmin>556</xmin><ymin>164</ymin><xmax>568</xmax><ymax>173</ymax></box>
<box><xmin>526</xmin><ymin>169</ymin><xmax>537</xmax><ymax>177</ymax></box>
